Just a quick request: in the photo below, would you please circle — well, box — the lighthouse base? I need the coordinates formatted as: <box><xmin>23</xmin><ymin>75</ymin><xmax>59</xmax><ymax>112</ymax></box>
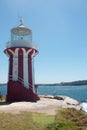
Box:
<box><xmin>6</xmin><ymin>81</ymin><xmax>40</xmax><ymax>102</ymax></box>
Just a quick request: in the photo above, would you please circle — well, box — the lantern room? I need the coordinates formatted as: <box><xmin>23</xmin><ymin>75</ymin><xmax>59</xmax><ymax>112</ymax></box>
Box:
<box><xmin>11</xmin><ymin>24</ymin><xmax>32</xmax><ymax>42</ymax></box>
<box><xmin>6</xmin><ymin>19</ymin><xmax>37</xmax><ymax>49</ymax></box>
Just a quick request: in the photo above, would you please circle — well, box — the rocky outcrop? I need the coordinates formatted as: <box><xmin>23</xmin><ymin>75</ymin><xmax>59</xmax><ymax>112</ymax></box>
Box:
<box><xmin>0</xmin><ymin>95</ymin><xmax>81</xmax><ymax>115</ymax></box>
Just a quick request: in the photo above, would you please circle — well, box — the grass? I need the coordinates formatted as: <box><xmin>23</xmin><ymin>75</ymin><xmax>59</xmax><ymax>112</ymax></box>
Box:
<box><xmin>33</xmin><ymin>113</ymin><xmax>54</xmax><ymax>124</ymax></box>
<box><xmin>0</xmin><ymin>112</ymin><xmax>42</xmax><ymax>130</ymax></box>
<box><xmin>0</xmin><ymin>112</ymin><xmax>54</xmax><ymax>130</ymax></box>
<box><xmin>0</xmin><ymin>108</ymin><xmax>87</xmax><ymax>130</ymax></box>
<box><xmin>49</xmin><ymin>108</ymin><xmax>87</xmax><ymax>130</ymax></box>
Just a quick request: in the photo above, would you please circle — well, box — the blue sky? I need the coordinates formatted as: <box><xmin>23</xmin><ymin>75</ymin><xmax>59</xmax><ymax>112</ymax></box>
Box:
<box><xmin>0</xmin><ymin>0</ymin><xmax>87</xmax><ymax>83</ymax></box>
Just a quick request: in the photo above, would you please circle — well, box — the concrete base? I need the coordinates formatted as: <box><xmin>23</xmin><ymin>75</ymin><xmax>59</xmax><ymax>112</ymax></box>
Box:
<box><xmin>6</xmin><ymin>81</ymin><xmax>40</xmax><ymax>102</ymax></box>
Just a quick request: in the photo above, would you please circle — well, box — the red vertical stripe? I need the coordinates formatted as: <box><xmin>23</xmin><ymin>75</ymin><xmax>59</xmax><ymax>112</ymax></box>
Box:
<box><xmin>9</xmin><ymin>56</ymin><xmax>13</xmax><ymax>81</ymax></box>
<box><xmin>28</xmin><ymin>55</ymin><xmax>33</xmax><ymax>89</ymax></box>
<box><xmin>18</xmin><ymin>49</ymin><xmax>23</xmax><ymax>83</ymax></box>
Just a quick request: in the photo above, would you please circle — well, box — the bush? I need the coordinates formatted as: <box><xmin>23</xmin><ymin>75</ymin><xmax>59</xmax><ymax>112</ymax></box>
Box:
<box><xmin>50</xmin><ymin>108</ymin><xmax>87</xmax><ymax>130</ymax></box>
<box><xmin>46</xmin><ymin>122</ymin><xmax>64</xmax><ymax>130</ymax></box>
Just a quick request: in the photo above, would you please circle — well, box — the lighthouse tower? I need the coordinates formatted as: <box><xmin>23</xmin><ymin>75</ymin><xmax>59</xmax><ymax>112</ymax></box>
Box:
<box><xmin>4</xmin><ymin>19</ymin><xmax>40</xmax><ymax>102</ymax></box>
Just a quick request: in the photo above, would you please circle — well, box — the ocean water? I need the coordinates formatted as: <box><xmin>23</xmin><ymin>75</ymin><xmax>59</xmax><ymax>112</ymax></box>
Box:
<box><xmin>0</xmin><ymin>84</ymin><xmax>87</xmax><ymax>102</ymax></box>
<box><xmin>0</xmin><ymin>84</ymin><xmax>87</xmax><ymax>113</ymax></box>
<box><xmin>38</xmin><ymin>85</ymin><xmax>87</xmax><ymax>103</ymax></box>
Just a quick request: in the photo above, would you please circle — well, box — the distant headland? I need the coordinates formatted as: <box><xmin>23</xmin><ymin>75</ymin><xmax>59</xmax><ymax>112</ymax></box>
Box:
<box><xmin>1</xmin><ymin>80</ymin><xmax>87</xmax><ymax>86</ymax></box>
<box><xmin>36</xmin><ymin>80</ymin><xmax>87</xmax><ymax>86</ymax></box>
<box><xmin>0</xmin><ymin>83</ymin><xmax>7</xmax><ymax>86</ymax></box>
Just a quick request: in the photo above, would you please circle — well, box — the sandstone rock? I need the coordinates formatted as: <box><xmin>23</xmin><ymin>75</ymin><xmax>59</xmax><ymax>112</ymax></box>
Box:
<box><xmin>64</xmin><ymin>97</ymin><xmax>79</xmax><ymax>105</ymax></box>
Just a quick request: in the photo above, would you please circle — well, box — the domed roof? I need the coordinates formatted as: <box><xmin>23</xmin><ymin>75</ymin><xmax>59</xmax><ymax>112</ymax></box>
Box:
<box><xmin>11</xmin><ymin>19</ymin><xmax>32</xmax><ymax>36</ymax></box>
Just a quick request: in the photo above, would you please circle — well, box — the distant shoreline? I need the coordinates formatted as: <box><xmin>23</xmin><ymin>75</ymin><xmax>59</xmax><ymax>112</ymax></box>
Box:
<box><xmin>1</xmin><ymin>79</ymin><xmax>87</xmax><ymax>86</ymax></box>
<box><xmin>0</xmin><ymin>83</ymin><xmax>7</xmax><ymax>86</ymax></box>
<box><xmin>36</xmin><ymin>80</ymin><xmax>87</xmax><ymax>86</ymax></box>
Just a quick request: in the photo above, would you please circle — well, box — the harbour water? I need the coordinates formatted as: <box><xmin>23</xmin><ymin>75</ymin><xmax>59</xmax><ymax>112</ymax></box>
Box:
<box><xmin>0</xmin><ymin>84</ymin><xmax>87</xmax><ymax>112</ymax></box>
<box><xmin>0</xmin><ymin>84</ymin><xmax>87</xmax><ymax>102</ymax></box>
<box><xmin>38</xmin><ymin>85</ymin><xmax>87</xmax><ymax>103</ymax></box>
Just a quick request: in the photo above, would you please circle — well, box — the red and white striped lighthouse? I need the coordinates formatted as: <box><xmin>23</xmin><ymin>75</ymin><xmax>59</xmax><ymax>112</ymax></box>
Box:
<box><xmin>4</xmin><ymin>20</ymin><xmax>40</xmax><ymax>102</ymax></box>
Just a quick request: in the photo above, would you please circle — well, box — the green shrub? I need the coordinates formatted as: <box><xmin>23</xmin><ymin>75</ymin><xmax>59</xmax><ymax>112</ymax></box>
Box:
<box><xmin>46</xmin><ymin>108</ymin><xmax>87</xmax><ymax>130</ymax></box>
<box><xmin>46</xmin><ymin>122</ymin><xmax>64</xmax><ymax>130</ymax></box>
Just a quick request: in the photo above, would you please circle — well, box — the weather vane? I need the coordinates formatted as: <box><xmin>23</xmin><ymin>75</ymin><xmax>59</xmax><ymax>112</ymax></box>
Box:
<box><xmin>19</xmin><ymin>16</ymin><xmax>24</xmax><ymax>26</ymax></box>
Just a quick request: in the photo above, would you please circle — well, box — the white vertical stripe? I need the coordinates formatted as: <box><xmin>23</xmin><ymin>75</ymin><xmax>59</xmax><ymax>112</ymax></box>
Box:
<box><xmin>22</xmin><ymin>48</ymin><xmax>32</xmax><ymax>88</ymax></box>
<box><xmin>12</xmin><ymin>48</ymin><xmax>19</xmax><ymax>81</ymax></box>
<box><xmin>32</xmin><ymin>57</ymin><xmax>35</xmax><ymax>93</ymax></box>
<box><xmin>13</xmin><ymin>57</ymin><xmax>18</xmax><ymax>81</ymax></box>
<box><xmin>22</xmin><ymin>49</ymin><xmax>28</xmax><ymax>88</ymax></box>
<box><xmin>23</xmin><ymin>53</ymin><xmax>28</xmax><ymax>88</ymax></box>
<box><xmin>31</xmin><ymin>50</ymin><xmax>36</xmax><ymax>93</ymax></box>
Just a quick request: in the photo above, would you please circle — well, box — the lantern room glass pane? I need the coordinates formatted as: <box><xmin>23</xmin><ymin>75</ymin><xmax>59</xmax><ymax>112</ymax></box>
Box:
<box><xmin>11</xmin><ymin>33</ymin><xmax>32</xmax><ymax>42</ymax></box>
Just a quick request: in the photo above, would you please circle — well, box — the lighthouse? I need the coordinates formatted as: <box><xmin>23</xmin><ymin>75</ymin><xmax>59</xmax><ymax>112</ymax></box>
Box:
<box><xmin>4</xmin><ymin>19</ymin><xmax>40</xmax><ymax>102</ymax></box>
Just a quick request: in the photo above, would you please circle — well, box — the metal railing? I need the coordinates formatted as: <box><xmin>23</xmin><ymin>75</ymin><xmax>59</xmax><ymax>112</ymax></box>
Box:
<box><xmin>6</xmin><ymin>40</ymin><xmax>38</xmax><ymax>50</ymax></box>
